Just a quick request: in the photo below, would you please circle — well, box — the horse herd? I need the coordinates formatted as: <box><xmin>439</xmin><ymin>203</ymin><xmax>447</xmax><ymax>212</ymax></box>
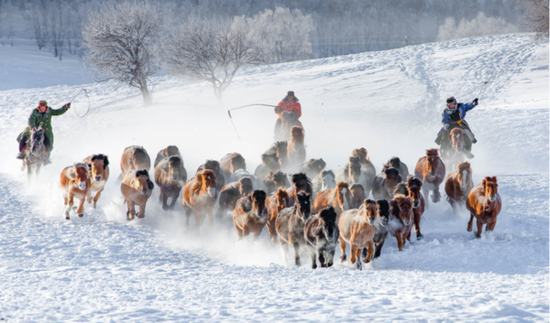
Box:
<box><xmin>35</xmin><ymin>124</ymin><xmax>502</xmax><ymax>270</ymax></box>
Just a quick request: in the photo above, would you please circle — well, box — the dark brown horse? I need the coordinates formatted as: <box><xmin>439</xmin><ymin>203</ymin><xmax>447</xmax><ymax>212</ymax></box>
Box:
<box><xmin>352</xmin><ymin>148</ymin><xmax>377</xmax><ymax>197</ymax></box>
<box><xmin>233</xmin><ymin>190</ymin><xmax>268</xmax><ymax>239</ymax></box>
<box><xmin>382</xmin><ymin>156</ymin><xmax>410</xmax><ymax>179</ymax></box>
<box><xmin>220</xmin><ymin>152</ymin><xmax>246</xmax><ymax>182</ymax></box>
<box><xmin>275</xmin><ymin>191</ymin><xmax>312</xmax><ymax>266</ymax></box>
<box><xmin>372</xmin><ymin>167</ymin><xmax>401</xmax><ymax>200</ymax></box>
<box><xmin>466</xmin><ymin>176</ymin><xmax>502</xmax><ymax>238</ymax></box>
<box><xmin>154</xmin><ymin>155</ymin><xmax>187</xmax><ymax>210</ymax></box>
<box><xmin>414</xmin><ymin>149</ymin><xmax>446</xmax><ymax>205</ymax></box>
<box><xmin>287</xmin><ymin>126</ymin><xmax>306</xmax><ymax>171</ymax></box>
<box><xmin>120</xmin><ymin>146</ymin><xmax>151</xmax><ymax>178</ymax></box>
<box><xmin>266</xmin><ymin>188</ymin><xmax>292</xmax><ymax>244</ymax></box>
<box><xmin>22</xmin><ymin>127</ymin><xmax>48</xmax><ymax>177</ymax></box>
<box><xmin>275</xmin><ymin>111</ymin><xmax>299</xmax><ymax>141</ymax></box>
<box><xmin>154</xmin><ymin>145</ymin><xmax>182</xmax><ymax>168</ymax></box>
<box><xmin>218</xmin><ymin>177</ymin><xmax>254</xmax><ymax>217</ymax></box>
<box><xmin>299</xmin><ymin>158</ymin><xmax>326</xmax><ymax>181</ymax></box>
<box><xmin>197</xmin><ymin>159</ymin><xmax>225</xmax><ymax>192</ymax></box>
<box><xmin>83</xmin><ymin>154</ymin><xmax>110</xmax><ymax>209</ymax></box>
<box><xmin>388</xmin><ymin>194</ymin><xmax>414</xmax><ymax>251</ymax></box>
<box><xmin>445</xmin><ymin>161</ymin><xmax>474</xmax><ymax>211</ymax></box>
<box><xmin>393</xmin><ymin>176</ymin><xmax>426</xmax><ymax>240</ymax></box>
<box><xmin>304</xmin><ymin>206</ymin><xmax>339</xmax><ymax>269</ymax></box>
<box><xmin>182</xmin><ymin>169</ymin><xmax>217</xmax><ymax>228</ymax></box>
<box><xmin>263</xmin><ymin>170</ymin><xmax>290</xmax><ymax>194</ymax></box>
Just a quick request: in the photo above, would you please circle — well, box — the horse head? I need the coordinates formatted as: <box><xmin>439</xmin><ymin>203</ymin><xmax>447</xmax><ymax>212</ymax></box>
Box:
<box><xmin>318</xmin><ymin>206</ymin><xmax>338</xmax><ymax>241</ymax></box>
<box><xmin>167</xmin><ymin>156</ymin><xmax>184</xmax><ymax>181</ymax></box>
<box><xmin>200</xmin><ymin>169</ymin><xmax>217</xmax><ymax>197</ymax></box>
<box><xmin>281</xmin><ymin>111</ymin><xmax>299</xmax><ymax>129</ymax></box>
<box><xmin>349</xmin><ymin>184</ymin><xmax>365</xmax><ymax>209</ymax></box>
<box><xmin>204</xmin><ymin>159</ymin><xmax>221</xmax><ymax>174</ymax></box>
<box><xmin>320</xmin><ymin>170</ymin><xmax>336</xmax><ymax>191</ymax></box>
<box><xmin>291</xmin><ymin>173</ymin><xmax>312</xmax><ymax>196</ymax></box>
<box><xmin>384</xmin><ymin>156</ymin><xmax>402</xmax><ymax>172</ymax></box>
<box><xmin>425</xmin><ymin>149</ymin><xmax>440</xmax><ymax>175</ymax></box>
<box><xmin>30</xmin><ymin>127</ymin><xmax>45</xmax><ymax>154</ymax></box>
<box><xmin>70</xmin><ymin>162</ymin><xmax>90</xmax><ymax>191</ymax></box>
<box><xmin>290</xmin><ymin>126</ymin><xmax>305</xmax><ymax>145</ymax></box>
<box><xmin>238</xmin><ymin>177</ymin><xmax>254</xmax><ymax>196</ymax></box>
<box><xmin>450</xmin><ymin>128</ymin><xmax>465</xmax><ymax>152</ymax></box>
<box><xmin>376</xmin><ymin>199</ymin><xmax>390</xmax><ymax>225</ymax></box>
<box><xmin>230</xmin><ymin>153</ymin><xmax>246</xmax><ymax>174</ymax></box>
<box><xmin>348</xmin><ymin>156</ymin><xmax>362</xmax><ymax>183</ymax></box>
<box><xmin>384</xmin><ymin>167</ymin><xmax>401</xmax><ymax>194</ymax></box>
<box><xmin>390</xmin><ymin>194</ymin><xmax>414</xmax><ymax>227</ymax></box>
<box><xmin>311</xmin><ymin>158</ymin><xmax>326</xmax><ymax>174</ymax></box>
<box><xmin>163</xmin><ymin>145</ymin><xmax>181</xmax><ymax>158</ymax></box>
<box><xmin>362</xmin><ymin>199</ymin><xmax>380</xmax><ymax>223</ymax></box>
<box><xmin>295</xmin><ymin>191</ymin><xmax>311</xmax><ymax>221</ymax></box>
<box><xmin>406</xmin><ymin>176</ymin><xmax>423</xmax><ymax>208</ymax></box>
<box><xmin>335</xmin><ymin>182</ymin><xmax>351</xmax><ymax>211</ymax></box>
<box><xmin>247</xmin><ymin>190</ymin><xmax>267</xmax><ymax>219</ymax></box>
<box><xmin>90</xmin><ymin>154</ymin><xmax>109</xmax><ymax>182</ymax></box>
<box><xmin>274</xmin><ymin>141</ymin><xmax>289</xmax><ymax>164</ymax></box>
<box><xmin>457</xmin><ymin>161</ymin><xmax>472</xmax><ymax>192</ymax></box>
<box><xmin>352</xmin><ymin>148</ymin><xmax>369</xmax><ymax>164</ymax></box>
<box><xmin>271</xmin><ymin>170</ymin><xmax>290</xmax><ymax>189</ymax></box>
<box><xmin>276</xmin><ymin>188</ymin><xmax>291</xmax><ymax>211</ymax></box>
<box><xmin>135</xmin><ymin>169</ymin><xmax>153</xmax><ymax>195</ymax></box>
<box><xmin>482</xmin><ymin>176</ymin><xmax>498</xmax><ymax>202</ymax></box>
<box><xmin>262</xmin><ymin>153</ymin><xmax>280</xmax><ymax>171</ymax></box>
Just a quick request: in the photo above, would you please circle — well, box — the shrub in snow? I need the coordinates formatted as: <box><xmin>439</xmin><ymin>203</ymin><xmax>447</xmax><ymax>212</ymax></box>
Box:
<box><xmin>436</xmin><ymin>12</ymin><xmax>519</xmax><ymax>42</ymax></box>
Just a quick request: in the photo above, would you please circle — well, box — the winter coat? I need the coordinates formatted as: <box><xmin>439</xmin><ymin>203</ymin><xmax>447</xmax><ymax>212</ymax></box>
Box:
<box><xmin>17</xmin><ymin>106</ymin><xmax>68</xmax><ymax>147</ymax></box>
<box><xmin>276</xmin><ymin>98</ymin><xmax>302</xmax><ymax>118</ymax></box>
<box><xmin>441</xmin><ymin>102</ymin><xmax>476</xmax><ymax>129</ymax></box>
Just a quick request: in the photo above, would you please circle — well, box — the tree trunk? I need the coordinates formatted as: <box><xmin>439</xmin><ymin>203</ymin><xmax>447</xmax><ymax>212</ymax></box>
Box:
<box><xmin>140</xmin><ymin>84</ymin><xmax>152</xmax><ymax>106</ymax></box>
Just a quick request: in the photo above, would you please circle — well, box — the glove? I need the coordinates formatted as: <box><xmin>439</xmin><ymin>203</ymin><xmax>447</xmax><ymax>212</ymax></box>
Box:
<box><xmin>62</xmin><ymin>103</ymin><xmax>71</xmax><ymax>110</ymax></box>
<box><xmin>274</xmin><ymin>106</ymin><xmax>282</xmax><ymax>113</ymax></box>
<box><xmin>472</xmin><ymin>98</ymin><xmax>478</xmax><ymax>106</ymax></box>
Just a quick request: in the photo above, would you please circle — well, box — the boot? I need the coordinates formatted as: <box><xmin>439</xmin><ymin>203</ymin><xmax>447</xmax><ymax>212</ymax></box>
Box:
<box><xmin>465</xmin><ymin>151</ymin><xmax>475</xmax><ymax>159</ymax></box>
<box><xmin>434</xmin><ymin>128</ymin><xmax>445</xmax><ymax>145</ymax></box>
<box><xmin>16</xmin><ymin>142</ymin><xmax>26</xmax><ymax>159</ymax></box>
<box><xmin>16</xmin><ymin>151</ymin><xmax>25</xmax><ymax>159</ymax></box>
<box><xmin>464</xmin><ymin>129</ymin><xmax>477</xmax><ymax>144</ymax></box>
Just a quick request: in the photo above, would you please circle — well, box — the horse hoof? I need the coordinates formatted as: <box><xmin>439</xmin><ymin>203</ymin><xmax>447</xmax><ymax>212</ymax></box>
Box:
<box><xmin>78</xmin><ymin>213</ymin><xmax>84</xmax><ymax>218</ymax></box>
<box><xmin>327</xmin><ymin>262</ymin><xmax>333</xmax><ymax>267</ymax></box>
<box><xmin>340</xmin><ymin>256</ymin><xmax>347</xmax><ymax>263</ymax></box>
<box><xmin>312</xmin><ymin>264</ymin><xmax>317</xmax><ymax>269</ymax></box>
<box><xmin>417</xmin><ymin>233</ymin><xmax>424</xmax><ymax>240</ymax></box>
<box><xmin>65</xmin><ymin>216</ymin><xmax>70</xmax><ymax>220</ymax></box>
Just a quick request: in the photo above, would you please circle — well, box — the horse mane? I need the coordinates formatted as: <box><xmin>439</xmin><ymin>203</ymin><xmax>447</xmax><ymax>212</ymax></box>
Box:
<box><xmin>320</xmin><ymin>170</ymin><xmax>335</xmax><ymax>178</ymax></box>
<box><xmin>91</xmin><ymin>154</ymin><xmax>110</xmax><ymax>169</ymax></box>
<box><xmin>376</xmin><ymin>199</ymin><xmax>390</xmax><ymax>219</ymax></box>
<box><xmin>352</xmin><ymin>148</ymin><xmax>370</xmax><ymax>163</ymax></box>
<box><xmin>426</xmin><ymin>148</ymin><xmax>439</xmax><ymax>157</ymax></box>
<box><xmin>191</xmin><ymin>172</ymin><xmax>204</xmax><ymax>195</ymax></box>
<box><xmin>362</xmin><ymin>199</ymin><xmax>377</xmax><ymax>217</ymax></box>
<box><xmin>457</xmin><ymin>161</ymin><xmax>471</xmax><ymax>171</ymax></box>
<box><xmin>407</xmin><ymin>175</ymin><xmax>423</xmax><ymax>187</ymax></box>
<box><xmin>164</xmin><ymin>145</ymin><xmax>181</xmax><ymax>157</ymax></box>
<box><xmin>168</xmin><ymin>155</ymin><xmax>182</xmax><ymax>166</ymax></box>
<box><xmin>383</xmin><ymin>157</ymin><xmax>401</xmax><ymax>171</ymax></box>
<box><xmin>290</xmin><ymin>126</ymin><xmax>304</xmax><ymax>145</ymax></box>
<box><xmin>384</xmin><ymin>167</ymin><xmax>399</xmax><ymax>177</ymax></box>
<box><xmin>204</xmin><ymin>160</ymin><xmax>220</xmax><ymax>172</ymax></box>
<box><xmin>276</xmin><ymin>188</ymin><xmax>290</xmax><ymax>209</ymax></box>
<box><xmin>329</xmin><ymin>182</ymin><xmax>349</xmax><ymax>204</ymax></box>
<box><xmin>350</xmin><ymin>183</ymin><xmax>364</xmax><ymax>192</ymax></box>
<box><xmin>319</xmin><ymin>206</ymin><xmax>337</xmax><ymax>222</ymax></box>
<box><xmin>135</xmin><ymin>169</ymin><xmax>149</xmax><ymax>178</ymax></box>
<box><xmin>291</xmin><ymin>172</ymin><xmax>310</xmax><ymax>185</ymax></box>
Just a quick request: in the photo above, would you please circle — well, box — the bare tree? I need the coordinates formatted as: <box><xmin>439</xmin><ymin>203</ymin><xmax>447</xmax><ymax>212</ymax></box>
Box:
<box><xmin>522</xmin><ymin>0</ymin><xmax>549</xmax><ymax>39</ymax></box>
<box><xmin>82</xmin><ymin>1</ymin><xmax>163</xmax><ymax>105</ymax></box>
<box><xmin>162</xmin><ymin>17</ymin><xmax>263</xmax><ymax>101</ymax></box>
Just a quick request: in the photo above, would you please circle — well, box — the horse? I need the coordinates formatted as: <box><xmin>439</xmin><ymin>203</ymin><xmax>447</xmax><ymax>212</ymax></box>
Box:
<box><xmin>414</xmin><ymin>148</ymin><xmax>446</xmax><ymax>205</ymax></box>
<box><xmin>338</xmin><ymin>199</ymin><xmax>380</xmax><ymax>269</ymax></box>
<box><xmin>228</xmin><ymin>169</ymin><xmax>256</xmax><ymax>185</ymax></box>
<box><xmin>372</xmin><ymin>199</ymin><xmax>390</xmax><ymax>259</ymax></box>
<box><xmin>154</xmin><ymin>145</ymin><xmax>182</xmax><ymax>168</ymax></box>
<box><xmin>442</xmin><ymin>128</ymin><xmax>466</xmax><ymax>170</ymax></box>
<box><xmin>466</xmin><ymin>176</ymin><xmax>502</xmax><ymax>238</ymax></box>
<box><xmin>393</xmin><ymin>176</ymin><xmax>426</xmax><ymax>240</ymax></box>
<box><xmin>82</xmin><ymin>154</ymin><xmax>110</xmax><ymax>209</ymax></box>
<box><xmin>335</xmin><ymin>156</ymin><xmax>364</xmax><ymax>187</ymax></box>
<box><xmin>265</xmin><ymin>141</ymin><xmax>289</xmax><ymax>171</ymax></box>
<box><xmin>232</xmin><ymin>190</ymin><xmax>268</xmax><ymax>239</ymax></box>
<box><xmin>312</xmin><ymin>182</ymin><xmax>351</xmax><ymax>218</ymax></box>
<box><xmin>120</xmin><ymin>146</ymin><xmax>151</xmax><ymax>178</ymax></box>
<box><xmin>349</xmin><ymin>184</ymin><xmax>365</xmax><ymax>209</ymax></box>
<box><xmin>304</xmin><ymin>206</ymin><xmax>339</xmax><ymax>269</ymax></box>
<box><xmin>287</xmin><ymin>173</ymin><xmax>313</xmax><ymax>205</ymax></box>
<box><xmin>352</xmin><ymin>148</ymin><xmax>376</xmax><ymax>197</ymax></box>
<box><xmin>60</xmin><ymin>162</ymin><xmax>91</xmax><ymax>220</ymax></box>
<box><xmin>299</xmin><ymin>158</ymin><xmax>326</xmax><ymax>181</ymax></box>
<box><xmin>275</xmin><ymin>191</ymin><xmax>312</xmax><ymax>266</ymax></box>
<box><xmin>121</xmin><ymin>169</ymin><xmax>154</xmax><ymax>221</ymax></box>
<box><xmin>182</xmin><ymin>169</ymin><xmax>217</xmax><ymax>228</ymax></box>
<box><xmin>266</xmin><ymin>188</ymin><xmax>292</xmax><ymax>244</ymax></box>
<box><xmin>382</xmin><ymin>156</ymin><xmax>410</xmax><ymax>179</ymax></box>
<box><xmin>287</xmin><ymin>126</ymin><xmax>306</xmax><ymax>172</ymax></box>
<box><xmin>263</xmin><ymin>170</ymin><xmax>290</xmax><ymax>194</ymax></box>
<box><xmin>254</xmin><ymin>153</ymin><xmax>281</xmax><ymax>185</ymax></box>
<box><xmin>154</xmin><ymin>155</ymin><xmax>187</xmax><ymax>210</ymax></box>
<box><xmin>220</xmin><ymin>152</ymin><xmax>246</xmax><ymax>182</ymax></box>
<box><xmin>22</xmin><ymin>127</ymin><xmax>48</xmax><ymax>177</ymax></box>
<box><xmin>372</xmin><ymin>167</ymin><xmax>401</xmax><ymax>200</ymax></box>
<box><xmin>312</xmin><ymin>170</ymin><xmax>336</xmax><ymax>197</ymax></box>
<box><xmin>388</xmin><ymin>194</ymin><xmax>414</xmax><ymax>251</ymax></box>
<box><xmin>275</xmin><ymin>110</ymin><xmax>299</xmax><ymax>141</ymax></box>
<box><xmin>197</xmin><ymin>160</ymin><xmax>225</xmax><ymax>192</ymax></box>
<box><xmin>218</xmin><ymin>177</ymin><xmax>254</xmax><ymax>217</ymax></box>
<box><xmin>445</xmin><ymin>161</ymin><xmax>474</xmax><ymax>211</ymax></box>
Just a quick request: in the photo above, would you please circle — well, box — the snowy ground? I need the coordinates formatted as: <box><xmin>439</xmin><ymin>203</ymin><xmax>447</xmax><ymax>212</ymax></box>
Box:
<box><xmin>0</xmin><ymin>34</ymin><xmax>548</xmax><ymax>322</ymax></box>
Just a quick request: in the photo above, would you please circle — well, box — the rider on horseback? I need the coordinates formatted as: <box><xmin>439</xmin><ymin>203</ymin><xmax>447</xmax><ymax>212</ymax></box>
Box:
<box><xmin>16</xmin><ymin>100</ymin><xmax>71</xmax><ymax>164</ymax></box>
<box><xmin>435</xmin><ymin>96</ymin><xmax>478</xmax><ymax>159</ymax></box>
<box><xmin>274</xmin><ymin>91</ymin><xmax>302</xmax><ymax>135</ymax></box>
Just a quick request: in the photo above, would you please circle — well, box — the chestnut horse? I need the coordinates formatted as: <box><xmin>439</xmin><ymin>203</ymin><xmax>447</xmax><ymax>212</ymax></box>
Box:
<box><xmin>466</xmin><ymin>176</ymin><xmax>502</xmax><ymax>238</ymax></box>
<box><xmin>121</xmin><ymin>169</ymin><xmax>154</xmax><ymax>221</ymax></box>
<box><xmin>197</xmin><ymin>160</ymin><xmax>225</xmax><ymax>192</ymax></box>
<box><xmin>287</xmin><ymin>126</ymin><xmax>306</xmax><ymax>171</ymax></box>
<box><xmin>393</xmin><ymin>176</ymin><xmax>426</xmax><ymax>240</ymax></box>
<box><xmin>266</xmin><ymin>188</ymin><xmax>292</xmax><ymax>243</ymax></box>
<box><xmin>22</xmin><ymin>127</ymin><xmax>48</xmax><ymax>177</ymax></box>
<box><xmin>372</xmin><ymin>167</ymin><xmax>401</xmax><ymax>201</ymax></box>
<box><xmin>304</xmin><ymin>206</ymin><xmax>339</xmax><ymax>269</ymax></box>
<box><xmin>154</xmin><ymin>145</ymin><xmax>182</xmax><ymax>167</ymax></box>
<box><xmin>233</xmin><ymin>190</ymin><xmax>268</xmax><ymax>239</ymax></box>
<box><xmin>299</xmin><ymin>158</ymin><xmax>326</xmax><ymax>181</ymax></box>
<box><xmin>352</xmin><ymin>148</ymin><xmax>377</xmax><ymax>197</ymax></box>
<box><xmin>445</xmin><ymin>161</ymin><xmax>474</xmax><ymax>211</ymax></box>
<box><xmin>263</xmin><ymin>170</ymin><xmax>290</xmax><ymax>194</ymax></box>
<box><xmin>218</xmin><ymin>177</ymin><xmax>254</xmax><ymax>217</ymax></box>
<box><xmin>60</xmin><ymin>162</ymin><xmax>91</xmax><ymax>220</ymax></box>
<box><xmin>275</xmin><ymin>111</ymin><xmax>299</xmax><ymax>141</ymax></box>
<box><xmin>312</xmin><ymin>182</ymin><xmax>351</xmax><ymax>218</ymax></box>
<box><xmin>442</xmin><ymin>128</ymin><xmax>466</xmax><ymax>171</ymax></box>
<box><xmin>338</xmin><ymin>199</ymin><xmax>380</xmax><ymax>269</ymax></box>
<box><xmin>388</xmin><ymin>194</ymin><xmax>414</xmax><ymax>251</ymax></box>
<box><xmin>276</xmin><ymin>191</ymin><xmax>312</xmax><ymax>266</ymax></box>
<box><xmin>220</xmin><ymin>152</ymin><xmax>246</xmax><ymax>182</ymax></box>
<box><xmin>154</xmin><ymin>156</ymin><xmax>187</xmax><ymax>210</ymax></box>
<box><xmin>120</xmin><ymin>146</ymin><xmax>151</xmax><ymax>178</ymax></box>
<box><xmin>82</xmin><ymin>154</ymin><xmax>110</xmax><ymax>209</ymax></box>
<box><xmin>182</xmin><ymin>169</ymin><xmax>217</xmax><ymax>228</ymax></box>
<box><xmin>414</xmin><ymin>149</ymin><xmax>446</xmax><ymax>205</ymax></box>
<box><xmin>312</xmin><ymin>170</ymin><xmax>336</xmax><ymax>197</ymax></box>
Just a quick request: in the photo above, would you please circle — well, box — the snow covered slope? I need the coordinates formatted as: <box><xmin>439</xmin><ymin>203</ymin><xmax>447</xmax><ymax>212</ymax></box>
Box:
<box><xmin>0</xmin><ymin>34</ymin><xmax>548</xmax><ymax>322</ymax></box>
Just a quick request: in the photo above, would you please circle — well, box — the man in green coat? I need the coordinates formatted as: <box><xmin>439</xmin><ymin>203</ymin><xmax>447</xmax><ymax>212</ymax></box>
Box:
<box><xmin>16</xmin><ymin>100</ymin><xmax>71</xmax><ymax>164</ymax></box>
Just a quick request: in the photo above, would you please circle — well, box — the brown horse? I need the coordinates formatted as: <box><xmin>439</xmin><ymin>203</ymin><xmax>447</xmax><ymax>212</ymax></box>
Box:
<box><xmin>335</xmin><ymin>156</ymin><xmax>363</xmax><ymax>186</ymax></box>
<box><xmin>466</xmin><ymin>176</ymin><xmax>502</xmax><ymax>238</ymax></box>
<box><xmin>220</xmin><ymin>152</ymin><xmax>246</xmax><ymax>182</ymax></box>
<box><xmin>154</xmin><ymin>156</ymin><xmax>187</xmax><ymax>210</ymax></box>
<box><xmin>372</xmin><ymin>167</ymin><xmax>401</xmax><ymax>200</ymax></box>
<box><xmin>304</xmin><ymin>206</ymin><xmax>339</xmax><ymax>269</ymax></box>
<box><xmin>352</xmin><ymin>148</ymin><xmax>377</xmax><ymax>197</ymax></box>
<box><xmin>442</xmin><ymin>128</ymin><xmax>466</xmax><ymax>170</ymax></box>
<box><xmin>265</xmin><ymin>141</ymin><xmax>289</xmax><ymax>171</ymax></box>
<box><xmin>299</xmin><ymin>158</ymin><xmax>326</xmax><ymax>181</ymax></box>
<box><xmin>312</xmin><ymin>170</ymin><xmax>337</xmax><ymax>197</ymax></box>
<box><xmin>233</xmin><ymin>190</ymin><xmax>268</xmax><ymax>239</ymax></box>
<box><xmin>263</xmin><ymin>170</ymin><xmax>290</xmax><ymax>194</ymax></box>
<box><xmin>154</xmin><ymin>145</ymin><xmax>182</xmax><ymax>168</ymax></box>
<box><xmin>445</xmin><ymin>161</ymin><xmax>474</xmax><ymax>211</ymax></box>
<box><xmin>254</xmin><ymin>153</ymin><xmax>281</xmax><ymax>184</ymax></box>
<box><xmin>182</xmin><ymin>169</ymin><xmax>217</xmax><ymax>228</ymax></box>
<box><xmin>388</xmin><ymin>194</ymin><xmax>414</xmax><ymax>251</ymax></box>
<box><xmin>338</xmin><ymin>199</ymin><xmax>380</xmax><ymax>269</ymax></box>
<box><xmin>349</xmin><ymin>184</ymin><xmax>365</xmax><ymax>209</ymax></box>
<box><xmin>414</xmin><ymin>148</ymin><xmax>446</xmax><ymax>205</ymax></box>
<box><xmin>121</xmin><ymin>169</ymin><xmax>154</xmax><ymax>221</ymax></box>
<box><xmin>275</xmin><ymin>111</ymin><xmax>299</xmax><ymax>141</ymax></box>
<box><xmin>266</xmin><ymin>188</ymin><xmax>292</xmax><ymax>243</ymax></box>
<box><xmin>82</xmin><ymin>154</ymin><xmax>110</xmax><ymax>209</ymax></box>
<box><xmin>275</xmin><ymin>191</ymin><xmax>312</xmax><ymax>266</ymax></box>
<box><xmin>312</xmin><ymin>181</ymin><xmax>351</xmax><ymax>217</ymax></box>
<box><xmin>393</xmin><ymin>176</ymin><xmax>426</xmax><ymax>240</ymax></box>
<box><xmin>218</xmin><ymin>177</ymin><xmax>254</xmax><ymax>217</ymax></box>
<box><xmin>120</xmin><ymin>146</ymin><xmax>151</xmax><ymax>178</ymax></box>
<box><xmin>287</xmin><ymin>126</ymin><xmax>306</xmax><ymax>171</ymax></box>
<box><xmin>197</xmin><ymin>160</ymin><xmax>225</xmax><ymax>192</ymax></box>
<box><xmin>22</xmin><ymin>127</ymin><xmax>48</xmax><ymax>177</ymax></box>
<box><xmin>60</xmin><ymin>162</ymin><xmax>91</xmax><ymax>220</ymax></box>
<box><xmin>286</xmin><ymin>173</ymin><xmax>313</xmax><ymax>205</ymax></box>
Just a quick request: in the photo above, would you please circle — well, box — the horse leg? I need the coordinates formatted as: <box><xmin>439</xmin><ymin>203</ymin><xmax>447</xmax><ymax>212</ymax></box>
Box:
<box><xmin>414</xmin><ymin>209</ymin><xmax>423</xmax><ymax>240</ymax></box>
<box><xmin>137</xmin><ymin>203</ymin><xmax>146</xmax><ymax>218</ymax></box>
<box><xmin>374</xmin><ymin>240</ymin><xmax>385</xmax><ymax>259</ymax></box>
<box><xmin>432</xmin><ymin>187</ymin><xmax>441</xmax><ymax>203</ymax></box>
<box><xmin>364</xmin><ymin>241</ymin><xmax>374</xmax><ymax>264</ymax></box>
<box><xmin>267</xmin><ymin>221</ymin><xmax>277</xmax><ymax>244</ymax></box>
<box><xmin>76</xmin><ymin>197</ymin><xmax>85</xmax><ymax>217</ymax></box>
<box><xmin>317</xmin><ymin>246</ymin><xmax>326</xmax><ymax>268</ymax></box>
<box><xmin>162</xmin><ymin>191</ymin><xmax>169</xmax><ymax>211</ymax></box>
<box><xmin>63</xmin><ymin>192</ymin><xmax>70</xmax><ymax>220</ymax></box>
<box><xmin>352</xmin><ymin>246</ymin><xmax>363</xmax><ymax>270</ymax></box>
<box><xmin>475</xmin><ymin>219</ymin><xmax>484</xmax><ymax>238</ymax></box>
<box><xmin>325</xmin><ymin>246</ymin><xmax>335</xmax><ymax>267</ymax></box>
<box><xmin>467</xmin><ymin>214</ymin><xmax>474</xmax><ymax>232</ymax></box>
<box><xmin>396</xmin><ymin>231</ymin><xmax>404</xmax><ymax>251</ymax></box>
<box><xmin>93</xmin><ymin>189</ymin><xmax>103</xmax><ymax>209</ymax></box>
<box><xmin>309</xmin><ymin>246</ymin><xmax>318</xmax><ymax>269</ymax></box>
<box><xmin>487</xmin><ymin>221</ymin><xmax>497</xmax><ymax>232</ymax></box>
<box><xmin>423</xmin><ymin>187</ymin><xmax>430</xmax><ymax>208</ymax></box>
<box><xmin>184</xmin><ymin>206</ymin><xmax>192</xmax><ymax>228</ymax></box>
<box><xmin>127</xmin><ymin>200</ymin><xmax>136</xmax><ymax>220</ymax></box>
<box><xmin>339</xmin><ymin>236</ymin><xmax>347</xmax><ymax>262</ymax></box>
<box><xmin>293</xmin><ymin>242</ymin><xmax>301</xmax><ymax>266</ymax></box>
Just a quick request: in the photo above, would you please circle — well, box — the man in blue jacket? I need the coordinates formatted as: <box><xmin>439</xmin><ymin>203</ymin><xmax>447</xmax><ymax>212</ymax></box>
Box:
<box><xmin>435</xmin><ymin>96</ymin><xmax>478</xmax><ymax>159</ymax></box>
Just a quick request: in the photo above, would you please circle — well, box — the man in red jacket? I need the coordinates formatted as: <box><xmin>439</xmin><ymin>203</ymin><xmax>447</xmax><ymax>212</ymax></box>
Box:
<box><xmin>274</xmin><ymin>91</ymin><xmax>302</xmax><ymax>135</ymax></box>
